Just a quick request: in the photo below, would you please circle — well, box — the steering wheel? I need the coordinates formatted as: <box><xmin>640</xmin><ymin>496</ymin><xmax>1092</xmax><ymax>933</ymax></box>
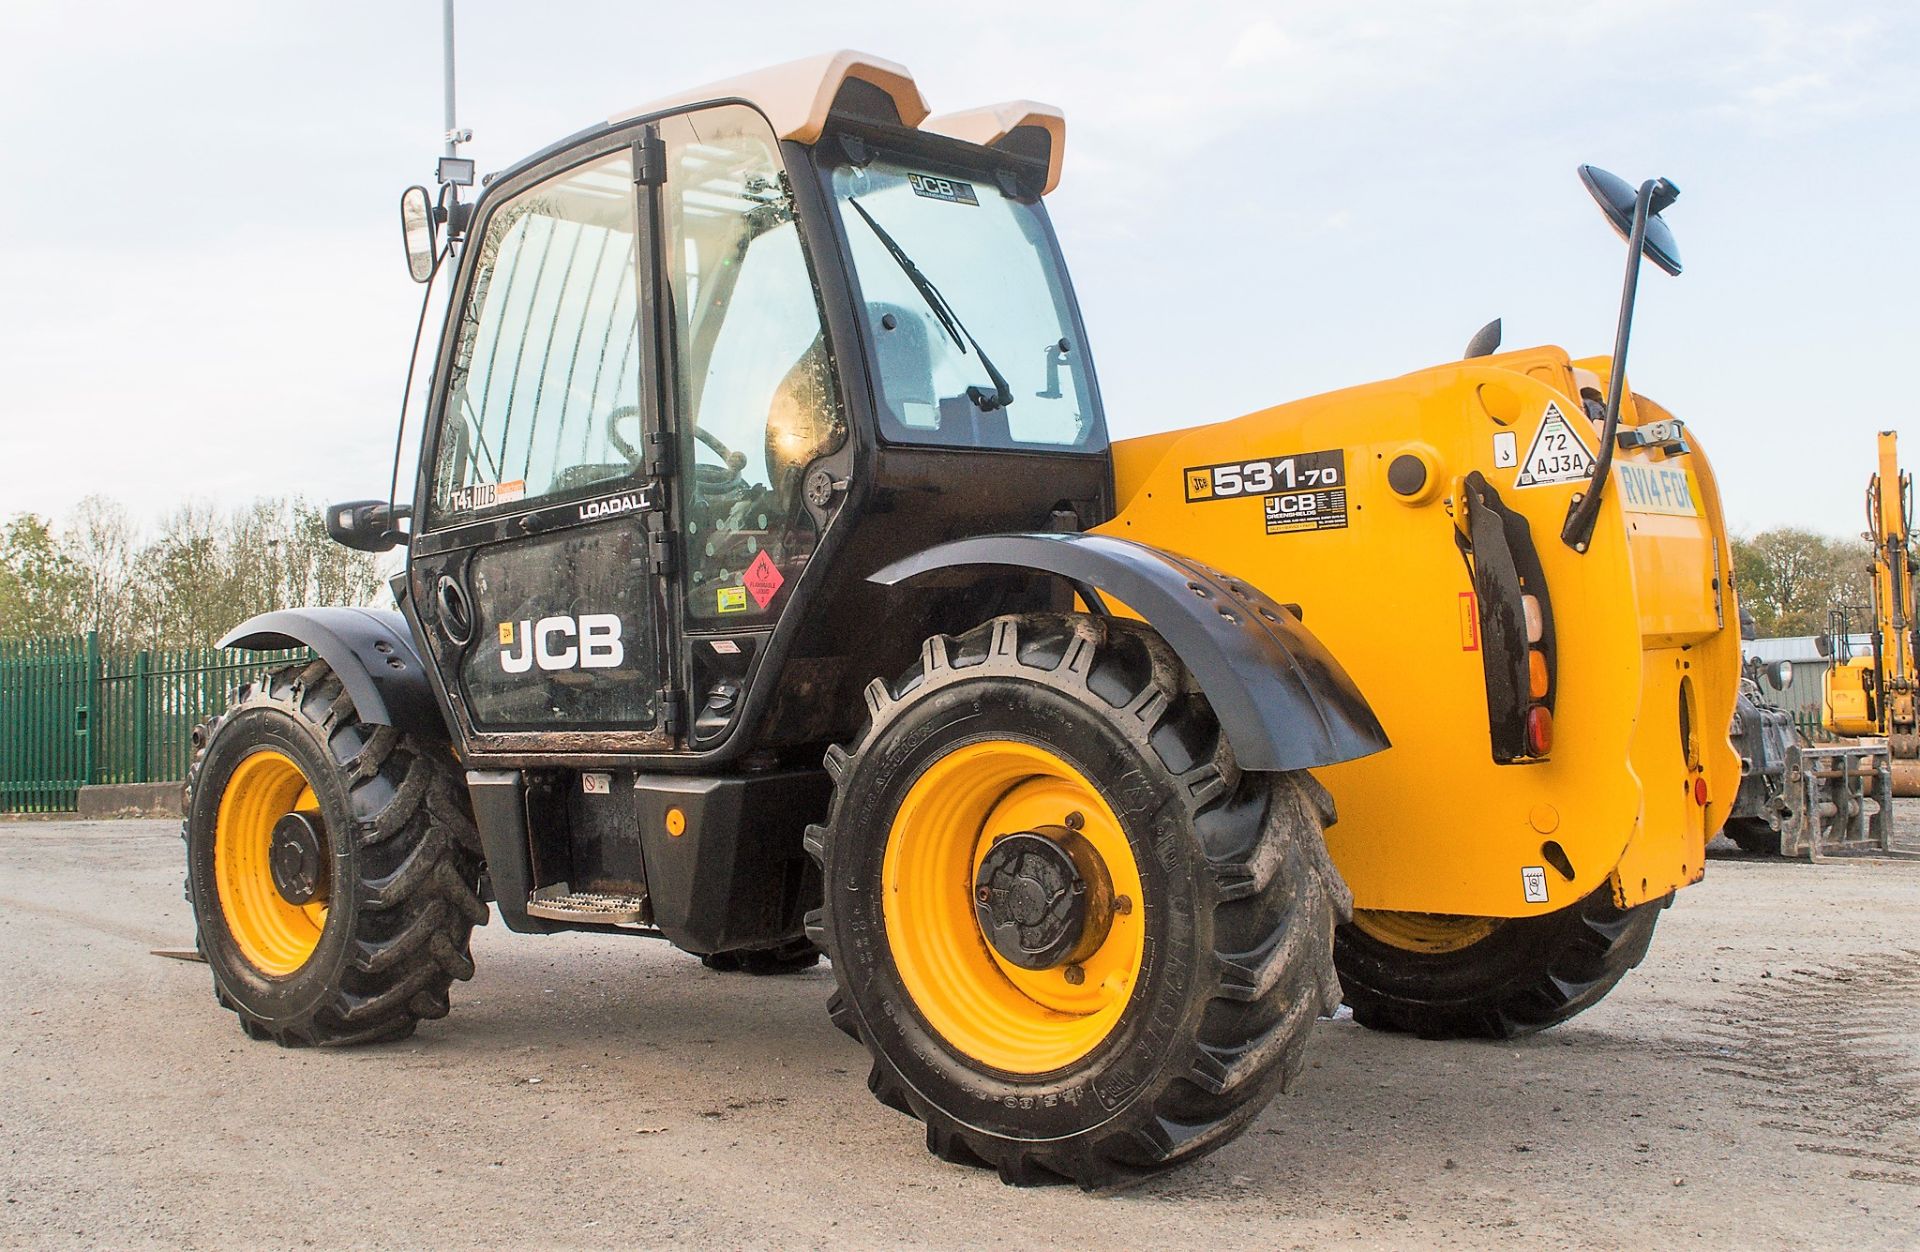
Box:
<box><xmin>607</xmin><ymin>405</ymin><xmax>746</xmax><ymax>476</ymax></box>
<box><xmin>607</xmin><ymin>405</ymin><xmax>645</xmax><ymax>468</ymax></box>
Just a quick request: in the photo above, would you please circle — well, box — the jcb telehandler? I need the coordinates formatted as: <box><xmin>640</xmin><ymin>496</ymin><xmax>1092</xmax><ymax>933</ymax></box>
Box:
<box><xmin>184</xmin><ymin>52</ymin><xmax>1740</xmax><ymax>1186</ymax></box>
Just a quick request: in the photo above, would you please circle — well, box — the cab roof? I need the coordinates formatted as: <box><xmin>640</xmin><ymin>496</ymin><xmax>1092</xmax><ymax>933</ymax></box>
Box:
<box><xmin>610</xmin><ymin>50</ymin><xmax>1066</xmax><ymax>194</ymax></box>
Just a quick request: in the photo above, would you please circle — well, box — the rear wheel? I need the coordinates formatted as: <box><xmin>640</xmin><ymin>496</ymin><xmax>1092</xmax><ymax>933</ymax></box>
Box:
<box><xmin>184</xmin><ymin>660</ymin><xmax>486</xmax><ymax>1045</ymax></box>
<box><xmin>1722</xmin><ymin>817</ymin><xmax>1781</xmax><ymax>856</ymax></box>
<box><xmin>1334</xmin><ymin>882</ymin><xmax>1664</xmax><ymax>1039</ymax></box>
<box><xmin>808</xmin><ymin>613</ymin><xmax>1347</xmax><ymax>1188</ymax></box>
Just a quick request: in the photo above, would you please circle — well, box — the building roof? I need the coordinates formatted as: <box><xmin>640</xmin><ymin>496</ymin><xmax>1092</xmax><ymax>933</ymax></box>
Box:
<box><xmin>1746</xmin><ymin>634</ymin><xmax>1872</xmax><ymax>664</ymax></box>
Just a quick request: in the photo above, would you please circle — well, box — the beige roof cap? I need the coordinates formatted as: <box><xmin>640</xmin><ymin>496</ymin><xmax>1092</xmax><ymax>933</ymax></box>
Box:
<box><xmin>923</xmin><ymin>101</ymin><xmax>1066</xmax><ymax>194</ymax></box>
<box><xmin>611</xmin><ymin>49</ymin><xmax>929</xmax><ymax>145</ymax></box>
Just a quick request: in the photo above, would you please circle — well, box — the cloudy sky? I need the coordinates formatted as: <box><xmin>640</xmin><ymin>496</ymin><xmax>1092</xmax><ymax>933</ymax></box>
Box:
<box><xmin>1</xmin><ymin>1</ymin><xmax>1914</xmax><ymax>537</ymax></box>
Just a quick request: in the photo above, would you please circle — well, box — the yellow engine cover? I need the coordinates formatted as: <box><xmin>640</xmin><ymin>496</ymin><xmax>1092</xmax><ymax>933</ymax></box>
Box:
<box><xmin>1823</xmin><ymin>657</ymin><xmax>1877</xmax><ymax>738</ymax></box>
<box><xmin>1098</xmin><ymin>346</ymin><xmax>1740</xmax><ymax>917</ymax></box>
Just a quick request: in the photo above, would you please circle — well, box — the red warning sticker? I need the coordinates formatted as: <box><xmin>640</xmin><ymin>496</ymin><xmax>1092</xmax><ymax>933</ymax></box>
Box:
<box><xmin>743</xmin><ymin>550</ymin><xmax>784</xmax><ymax>610</ymax></box>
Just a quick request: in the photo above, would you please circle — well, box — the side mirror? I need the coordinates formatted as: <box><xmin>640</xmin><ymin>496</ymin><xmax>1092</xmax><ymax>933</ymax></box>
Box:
<box><xmin>400</xmin><ymin>186</ymin><xmax>437</xmax><ymax>283</ymax></box>
<box><xmin>326</xmin><ymin>499</ymin><xmax>411</xmax><ymax>553</ymax></box>
<box><xmin>1815</xmin><ymin>634</ymin><xmax>1833</xmax><ymax>658</ymax></box>
<box><xmin>1767</xmin><ymin>660</ymin><xmax>1794</xmax><ymax>691</ymax></box>
<box><xmin>1578</xmin><ymin>165</ymin><xmax>1682</xmax><ymax>276</ymax></box>
<box><xmin>1560</xmin><ymin>164</ymin><xmax>1682</xmax><ymax>554</ymax></box>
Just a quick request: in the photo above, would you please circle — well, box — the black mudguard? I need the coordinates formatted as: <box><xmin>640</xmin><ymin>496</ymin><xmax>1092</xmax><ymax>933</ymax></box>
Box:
<box><xmin>218</xmin><ymin>607</ymin><xmax>447</xmax><ymax>737</ymax></box>
<box><xmin>870</xmin><ymin>532</ymin><xmax>1389</xmax><ymax>772</ymax></box>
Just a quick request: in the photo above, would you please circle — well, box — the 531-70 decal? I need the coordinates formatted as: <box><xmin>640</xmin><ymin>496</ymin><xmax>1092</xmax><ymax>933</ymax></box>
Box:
<box><xmin>1183</xmin><ymin>449</ymin><xmax>1350</xmax><ymax>534</ymax></box>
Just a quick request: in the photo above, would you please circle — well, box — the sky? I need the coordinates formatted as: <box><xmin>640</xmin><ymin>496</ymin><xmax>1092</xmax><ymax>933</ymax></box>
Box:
<box><xmin>1</xmin><ymin>1</ymin><xmax>1915</xmax><ymax>539</ymax></box>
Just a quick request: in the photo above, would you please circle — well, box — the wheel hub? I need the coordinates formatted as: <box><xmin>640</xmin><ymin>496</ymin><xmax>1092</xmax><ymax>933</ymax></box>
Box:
<box><xmin>973</xmin><ymin>827</ymin><xmax>1113</xmax><ymax>970</ymax></box>
<box><xmin>268</xmin><ymin>810</ymin><xmax>329</xmax><ymax>906</ymax></box>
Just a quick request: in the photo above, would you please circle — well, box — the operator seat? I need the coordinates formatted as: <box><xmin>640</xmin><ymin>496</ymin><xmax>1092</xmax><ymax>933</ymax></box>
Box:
<box><xmin>765</xmin><ymin>334</ymin><xmax>847</xmax><ymax>503</ymax></box>
<box><xmin>866</xmin><ymin>302</ymin><xmax>941</xmax><ymax>435</ymax></box>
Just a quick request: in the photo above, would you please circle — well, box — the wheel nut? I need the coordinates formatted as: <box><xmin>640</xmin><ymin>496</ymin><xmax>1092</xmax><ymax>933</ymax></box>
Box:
<box><xmin>1114</xmin><ymin>894</ymin><xmax>1133</xmax><ymax>916</ymax></box>
<box><xmin>1064</xmin><ymin>811</ymin><xmax>1084</xmax><ymax>830</ymax></box>
<box><xmin>1064</xmin><ymin>964</ymin><xmax>1085</xmax><ymax>985</ymax></box>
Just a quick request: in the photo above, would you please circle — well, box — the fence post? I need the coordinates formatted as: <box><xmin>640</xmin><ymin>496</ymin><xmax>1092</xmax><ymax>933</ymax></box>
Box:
<box><xmin>81</xmin><ymin>630</ymin><xmax>100</xmax><ymax>788</ymax></box>
<box><xmin>132</xmin><ymin>650</ymin><xmax>152</xmax><ymax>784</ymax></box>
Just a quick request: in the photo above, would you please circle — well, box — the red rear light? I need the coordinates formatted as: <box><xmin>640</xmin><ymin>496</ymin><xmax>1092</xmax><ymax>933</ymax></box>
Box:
<box><xmin>1693</xmin><ymin>776</ymin><xmax>1708</xmax><ymax>806</ymax></box>
<box><xmin>1526</xmin><ymin>706</ymin><xmax>1553</xmax><ymax>756</ymax></box>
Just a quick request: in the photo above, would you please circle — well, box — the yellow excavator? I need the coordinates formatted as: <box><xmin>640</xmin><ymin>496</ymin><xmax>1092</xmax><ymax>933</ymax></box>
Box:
<box><xmin>1822</xmin><ymin>430</ymin><xmax>1920</xmax><ymax>795</ymax></box>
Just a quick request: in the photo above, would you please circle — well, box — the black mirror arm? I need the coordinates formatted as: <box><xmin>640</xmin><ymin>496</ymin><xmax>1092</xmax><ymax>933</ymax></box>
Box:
<box><xmin>1561</xmin><ymin>178</ymin><xmax>1656</xmax><ymax>554</ymax></box>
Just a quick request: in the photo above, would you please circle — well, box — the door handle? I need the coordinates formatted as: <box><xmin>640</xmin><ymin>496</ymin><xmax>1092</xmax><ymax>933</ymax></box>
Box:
<box><xmin>435</xmin><ymin>574</ymin><xmax>474</xmax><ymax>645</ymax></box>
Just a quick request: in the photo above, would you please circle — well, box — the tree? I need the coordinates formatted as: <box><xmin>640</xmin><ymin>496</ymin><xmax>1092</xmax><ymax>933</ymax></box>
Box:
<box><xmin>0</xmin><ymin>514</ymin><xmax>86</xmax><ymax>638</ymax></box>
<box><xmin>0</xmin><ymin>497</ymin><xmax>385</xmax><ymax>650</ymax></box>
<box><xmin>1732</xmin><ymin>527</ymin><xmax>1873</xmax><ymax>638</ymax></box>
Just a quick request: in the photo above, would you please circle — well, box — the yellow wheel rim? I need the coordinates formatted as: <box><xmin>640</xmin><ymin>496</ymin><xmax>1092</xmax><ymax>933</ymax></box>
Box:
<box><xmin>882</xmin><ymin>740</ymin><xmax>1145</xmax><ymax>1075</ymax></box>
<box><xmin>214</xmin><ymin>749</ymin><xmax>328</xmax><ymax>976</ymax></box>
<box><xmin>1350</xmin><ymin>909</ymin><xmax>1501</xmax><ymax>955</ymax></box>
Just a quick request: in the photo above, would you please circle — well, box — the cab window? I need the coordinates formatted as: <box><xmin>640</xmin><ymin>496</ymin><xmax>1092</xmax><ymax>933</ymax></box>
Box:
<box><xmin>661</xmin><ymin>105</ymin><xmax>846</xmax><ymax>622</ymax></box>
<box><xmin>430</xmin><ymin>151</ymin><xmax>644</xmax><ymax>526</ymax></box>
<box><xmin>829</xmin><ymin>154</ymin><xmax>1103</xmax><ymax>452</ymax></box>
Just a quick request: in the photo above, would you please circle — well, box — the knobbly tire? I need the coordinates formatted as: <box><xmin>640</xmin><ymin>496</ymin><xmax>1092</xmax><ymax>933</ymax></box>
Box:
<box><xmin>805</xmin><ymin>613</ymin><xmax>1349</xmax><ymax>1189</ymax></box>
<box><xmin>1335</xmin><ymin>883</ymin><xmax>1666</xmax><ymax>1040</ymax></box>
<box><xmin>183</xmin><ymin>660</ymin><xmax>486</xmax><ymax>1045</ymax></box>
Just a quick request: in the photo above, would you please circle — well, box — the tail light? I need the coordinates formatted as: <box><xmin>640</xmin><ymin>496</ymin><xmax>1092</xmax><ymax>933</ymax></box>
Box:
<box><xmin>1461</xmin><ymin>472</ymin><xmax>1557</xmax><ymax>764</ymax></box>
<box><xmin>1527</xmin><ymin>644</ymin><xmax>1550</xmax><ymax>700</ymax></box>
<box><xmin>1527</xmin><ymin>706</ymin><xmax>1554</xmax><ymax>755</ymax></box>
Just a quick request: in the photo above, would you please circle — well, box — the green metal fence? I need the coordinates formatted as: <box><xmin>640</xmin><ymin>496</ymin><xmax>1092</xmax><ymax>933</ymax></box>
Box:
<box><xmin>0</xmin><ymin>636</ymin><xmax>97</xmax><ymax>812</ymax></box>
<box><xmin>0</xmin><ymin>633</ymin><xmax>307</xmax><ymax>813</ymax></box>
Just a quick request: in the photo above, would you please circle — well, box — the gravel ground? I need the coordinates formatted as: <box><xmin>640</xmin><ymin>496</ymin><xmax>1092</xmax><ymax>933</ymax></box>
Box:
<box><xmin>2</xmin><ymin>815</ymin><xmax>1917</xmax><ymax>1250</ymax></box>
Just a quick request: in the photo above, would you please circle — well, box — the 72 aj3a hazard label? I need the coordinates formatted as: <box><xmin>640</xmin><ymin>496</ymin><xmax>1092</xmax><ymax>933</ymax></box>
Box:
<box><xmin>1184</xmin><ymin>448</ymin><xmax>1348</xmax><ymax>534</ymax></box>
<box><xmin>1514</xmin><ymin>403</ymin><xmax>1596</xmax><ymax>488</ymax></box>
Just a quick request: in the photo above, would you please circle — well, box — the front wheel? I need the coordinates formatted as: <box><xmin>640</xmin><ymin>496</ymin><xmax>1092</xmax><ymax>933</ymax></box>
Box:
<box><xmin>1334</xmin><ymin>882</ymin><xmax>1665</xmax><ymax>1039</ymax></box>
<box><xmin>808</xmin><ymin>614</ymin><xmax>1348</xmax><ymax>1188</ymax></box>
<box><xmin>183</xmin><ymin>661</ymin><xmax>486</xmax><ymax>1045</ymax></box>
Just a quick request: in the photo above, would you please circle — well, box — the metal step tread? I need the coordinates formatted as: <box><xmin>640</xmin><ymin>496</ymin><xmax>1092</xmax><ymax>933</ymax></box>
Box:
<box><xmin>526</xmin><ymin>883</ymin><xmax>648</xmax><ymax>924</ymax></box>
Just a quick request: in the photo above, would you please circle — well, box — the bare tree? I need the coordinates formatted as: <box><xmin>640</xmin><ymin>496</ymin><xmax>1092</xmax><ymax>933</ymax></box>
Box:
<box><xmin>0</xmin><ymin>497</ymin><xmax>385</xmax><ymax>650</ymax></box>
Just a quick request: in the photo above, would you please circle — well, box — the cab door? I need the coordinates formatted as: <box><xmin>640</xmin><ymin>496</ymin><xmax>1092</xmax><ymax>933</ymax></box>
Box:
<box><xmin>408</xmin><ymin>135</ymin><xmax>675</xmax><ymax>754</ymax></box>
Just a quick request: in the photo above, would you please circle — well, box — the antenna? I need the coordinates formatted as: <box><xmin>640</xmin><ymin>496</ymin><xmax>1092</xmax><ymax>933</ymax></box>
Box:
<box><xmin>436</xmin><ymin>0</ymin><xmax>475</xmax><ymax>193</ymax></box>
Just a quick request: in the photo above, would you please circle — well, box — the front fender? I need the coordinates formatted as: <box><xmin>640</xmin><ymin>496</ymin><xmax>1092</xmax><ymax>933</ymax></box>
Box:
<box><xmin>870</xmin><ymin>532</ymin><xmax>1388</xmax><ymax>772</ymax></box>
<box><xmin>218</xmin><ymin>607</ymin><xmax>446</xmax><ymax>737</ymax></box>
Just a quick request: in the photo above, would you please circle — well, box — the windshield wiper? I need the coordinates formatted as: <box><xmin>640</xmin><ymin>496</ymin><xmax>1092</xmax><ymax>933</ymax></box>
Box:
<box><xmin>848</xmin><ymin>197</ymin><xmax>1014</xmax><ymax>412</ymax></box>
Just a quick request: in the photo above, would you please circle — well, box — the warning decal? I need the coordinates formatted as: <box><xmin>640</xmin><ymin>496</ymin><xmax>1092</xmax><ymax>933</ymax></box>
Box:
<box><xmin>1513</xmin><ymin>403</ymin><xmax>1596</xmax><ymax>489</ymax></box>
<box><xmin>1522</xmin><ymin>866</ymin><xmax>1550</xmax><ymax>904</ymax></box>
<box><xmin>743</xmin><ymin>550</ymin><xmax>785</xmax><ymax>609</ymax></box>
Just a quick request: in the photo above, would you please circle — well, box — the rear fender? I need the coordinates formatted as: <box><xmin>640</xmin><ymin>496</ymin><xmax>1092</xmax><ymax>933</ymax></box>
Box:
<box><xmin>869</xmin><ymin>532</ymin><xmax>1389</xmax><ymax>772</ymax></box>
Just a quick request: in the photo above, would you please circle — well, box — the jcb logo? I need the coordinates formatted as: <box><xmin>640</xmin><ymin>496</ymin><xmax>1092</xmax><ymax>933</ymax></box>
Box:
<box><xmin>499</xmin><ymin>614</ymin><xmax>623</xmax><ymax>673</ymax></box>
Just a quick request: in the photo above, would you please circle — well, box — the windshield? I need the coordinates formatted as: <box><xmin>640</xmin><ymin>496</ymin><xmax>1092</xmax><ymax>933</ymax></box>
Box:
<box><xmin>829</xmin><ymin>156</ymin><xmax>1103</xmax><ymax>451</ymax></box>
